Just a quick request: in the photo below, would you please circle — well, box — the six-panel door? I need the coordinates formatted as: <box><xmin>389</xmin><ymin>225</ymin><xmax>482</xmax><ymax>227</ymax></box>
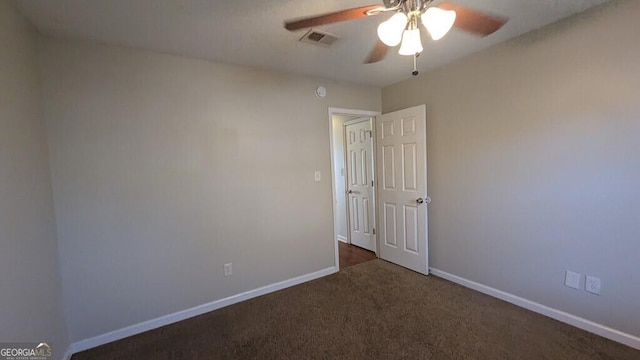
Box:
<box><xmin>345</xmin><ymin>119</ymin><xmax>375</xmax><ymax>252</ymax></box>
<box><xmin>375</xmin><ymin>105</ymin><xmax>428</xmax><ymax>274</ymax></box>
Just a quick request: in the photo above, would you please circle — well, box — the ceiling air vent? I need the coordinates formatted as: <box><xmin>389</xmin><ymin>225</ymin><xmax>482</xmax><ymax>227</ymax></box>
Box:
<box><xmin>299</xmin><ymin>29</ymin><xmax>340</xmax><ymax>47</ymax></box>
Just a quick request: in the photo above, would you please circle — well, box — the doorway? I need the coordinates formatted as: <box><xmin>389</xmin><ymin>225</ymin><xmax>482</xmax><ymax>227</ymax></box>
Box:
<box><xmin>329</xmin><ymin>108</ymin><xmax>379</xmax><ymax>270</ymax></box>
<box><xmin>329</xmin><ymin>105</ymin><xmax>429</xmax><ymax>274</ymax></box>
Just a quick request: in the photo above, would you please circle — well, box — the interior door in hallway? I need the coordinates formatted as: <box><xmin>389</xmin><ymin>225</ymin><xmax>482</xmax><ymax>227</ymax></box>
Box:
<box><xmin>345</xmin><ymin>118</ymin><xmax>376</xmax><ymax>252</ymax></box>
<box><xmin>376</xmin><ymin>105</ymin><xmax>429</xmax><ymax>275</ymax></box>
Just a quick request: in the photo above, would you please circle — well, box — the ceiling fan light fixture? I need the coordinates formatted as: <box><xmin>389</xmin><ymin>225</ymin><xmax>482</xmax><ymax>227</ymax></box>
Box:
<box><xmin>398</xmin><ymin>28</ymin><xmax>423</xmax><ymax>56</ymax></box>
<box><xmin>421</xmin><ymin>7</ymin><xmax>457</xmax><ymax>41</ymax></box>
<box><xmin>377</xmin><ymin>12</ymin><xmax>408</xmax><ymax>47</ymax></box>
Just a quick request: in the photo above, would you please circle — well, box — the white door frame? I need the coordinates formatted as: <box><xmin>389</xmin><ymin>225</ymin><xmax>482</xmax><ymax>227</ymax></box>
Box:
<box><xmin>329</xmin><ymin>107</ymin><xmax>380</xmax><ymax>270</ymax></box>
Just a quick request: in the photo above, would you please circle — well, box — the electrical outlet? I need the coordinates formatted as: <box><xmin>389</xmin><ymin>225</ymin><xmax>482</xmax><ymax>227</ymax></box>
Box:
<box><xmin>224</xmin><ymin>263</ymin><xmax>232</xmax><ymax>277</ymax></box>
<box><xmin>314</xmin><ymin>171</ymin><xmax>321</xmax><ymax>182</ymax></box>
<box><xmin>564</xmin><ymin>270</ymin><xmax>580</xmax><ymax>290</ymax></box>
<box><xmin>585</xmin><ymin>275</ymin><xmax>601</xmax><ymax>295</ymax></box>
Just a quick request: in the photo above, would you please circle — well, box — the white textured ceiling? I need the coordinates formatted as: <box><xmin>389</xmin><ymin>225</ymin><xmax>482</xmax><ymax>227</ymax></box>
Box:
<box><xmin>14</xmin><ymin>0</ymin><xmax>610</xmax><ymax>87</ymax></box>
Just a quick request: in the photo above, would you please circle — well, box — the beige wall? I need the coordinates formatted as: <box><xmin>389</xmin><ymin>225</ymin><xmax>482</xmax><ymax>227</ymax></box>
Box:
<box><xmin>383</xmin><ymin>0</ymin><xmax>640</xmax><ymax>337</ymax></box>
<box><xmin>0</xmin><ymin>1</ymin><xmax>69</xmax><ymax>357</ymax></box>
<box><xmin>39</xmin><ymin>37</ymin><xmax>381</xmax><ymax>341</ymax></box>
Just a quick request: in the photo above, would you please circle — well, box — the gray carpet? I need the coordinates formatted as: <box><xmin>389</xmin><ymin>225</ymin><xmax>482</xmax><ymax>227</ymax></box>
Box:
<box><xmin>72</xmin><ymin>260</ymin><xmax>640</xmax><ymax>359</ymax></box>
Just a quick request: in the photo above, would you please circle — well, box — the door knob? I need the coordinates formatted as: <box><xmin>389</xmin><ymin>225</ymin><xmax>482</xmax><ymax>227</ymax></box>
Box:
<box><xmin>347</xmin><ymin>190</ymin><xmax>353</xmax><ymax>194</ymax></box>
<box><xmin>416</xmin><ymin>198</ymin><xmax>424</xmax><ymax>204</ymax></box>
<box><xmin>416</xmin><ymin>196</ymin><xmax>431</xmax><ymax>204</ymax></box>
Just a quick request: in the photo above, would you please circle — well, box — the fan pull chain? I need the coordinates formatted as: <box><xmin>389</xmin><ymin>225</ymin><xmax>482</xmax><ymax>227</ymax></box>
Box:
<box><xmin>412</xmin><ymin>53</ymin><xmax>420</xmax><ymax>76</ymax></box>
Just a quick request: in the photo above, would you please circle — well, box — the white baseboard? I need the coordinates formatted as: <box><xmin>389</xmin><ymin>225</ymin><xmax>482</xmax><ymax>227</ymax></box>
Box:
<box><xmin>337</xmin><ymin>235</ymin><xmax>347</xmax><ymax>243</ymax></box>
<box><xmin>69</xmin><ymin>266</ymin><xmax>337</xmax><ymax>356</ymax></box>
<box><xmin>429</xmin><ymin>268</ymin><xmax>640</xmax><ymax>350</ymax></box>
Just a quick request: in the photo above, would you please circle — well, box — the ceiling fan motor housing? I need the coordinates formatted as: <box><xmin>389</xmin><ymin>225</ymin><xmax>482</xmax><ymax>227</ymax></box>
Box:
<box><xmin>401</xmin><ymin>0</ymin><xmax>433</xmax><ymax>13</ymax></box>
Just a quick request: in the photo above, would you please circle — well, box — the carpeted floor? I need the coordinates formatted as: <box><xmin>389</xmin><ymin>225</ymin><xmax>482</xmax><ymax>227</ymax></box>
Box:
<box><xmin>71</xmin><ymin>260</ymin><xmax>640</xmax><ymax>360</ymax></box>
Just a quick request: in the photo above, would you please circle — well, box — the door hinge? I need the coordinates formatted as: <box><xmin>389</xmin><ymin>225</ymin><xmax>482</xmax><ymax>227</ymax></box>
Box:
<box><xmin>372</xmin><ymin>228</ymin><xmax>376</xmax><ymax>235</ymax></box>
<box><xmin>371</xmin><ymin>180</ymin><xmax>374</xmax><ymax>187</ymax></box>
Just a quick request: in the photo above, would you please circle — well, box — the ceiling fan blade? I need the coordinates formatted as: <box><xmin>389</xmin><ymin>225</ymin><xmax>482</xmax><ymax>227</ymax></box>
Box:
<box><xmin>364</xmin><ymin>39</ymin><xmax>389</xmax><ymax>64</ymax></box>
<box><xmin>437</xmin><ymin>3</ymin><xmax>508</xmax><ymax>36</ymax></box>
<box><xmin>284</xmin><ymin>5</ymin><xmax>384</xmax><ymax>31</ymax></box>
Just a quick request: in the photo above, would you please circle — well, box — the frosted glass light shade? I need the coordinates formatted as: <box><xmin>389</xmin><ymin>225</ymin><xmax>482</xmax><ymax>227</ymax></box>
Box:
<box><xmin>377</xmin><ymin>12</ymin><xmax>408</xmax><ymax>46</ymax></box>
<box><xmin>398</xmin><ymin>28</ymin><xmax>423</xmax><ymax>55</ymax></box>
<box><xmin>421</xmin><ymin>7</ymin><xmax>456</xmax><ymax>41</ymax></box>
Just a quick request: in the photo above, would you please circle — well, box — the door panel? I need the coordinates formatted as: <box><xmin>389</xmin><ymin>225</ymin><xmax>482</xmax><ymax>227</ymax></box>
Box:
<box><xmin>382</xmin><ymin>146</ymin><xmax>395</xmax><ymax>190</ymax></box>
<box><xmin>404</xmin><ymin>205</ymin><xmax>419</xmax><ymax>253</ymax></box>
<box><xmin>363</xmin><ymin>198</ymin><xmax>370</xmax><ymax>234</ymax></box>
<box><xmin>346</xmin><ymin>119</ymin><xmax>376</xmax><ymax>252</ymax></box>
<box><xmin>376</xmin><ymin>105</ymin><xmax>428</xmax><ymax>274</ymax></box>
<box><xmin>351</xmin><ymin>197</ymin><xmax>359</xmax><ymax>231</ymax></box>
<box><xmin>350</xmin><ymin>150</ymin><xmax>357</xmax><ymax>185</ymax></box>
<box><xmin>384</xmin><ymin>203</ymin><xmax>397</xmax><ymax>247</ymax></box>
<box><xmin>402</xmin><ymin>143</ymin><xmax>417</xmax><ymax>191</ymax></box>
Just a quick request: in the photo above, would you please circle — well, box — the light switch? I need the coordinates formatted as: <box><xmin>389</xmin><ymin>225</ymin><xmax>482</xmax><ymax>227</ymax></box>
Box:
<box><xmin>565</xmin><ymin>270</ymin><xmax>580</xmax><ymax>290</ymax></box>
<box><xmin>314</xmin><ymin>171</ymin><xmax>321</xmax><ymax>182</ymax></box>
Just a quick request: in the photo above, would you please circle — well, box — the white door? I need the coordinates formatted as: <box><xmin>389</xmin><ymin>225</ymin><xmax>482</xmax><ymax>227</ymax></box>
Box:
<box><xmin>345</xmin><ymin>119</ymin><xmax>376</xmax><ymax>252</ymax></box>
<box><xmin>376</xmin><ymin>105</ymin><xmax>429</xmax><ymax>274</ymax></box>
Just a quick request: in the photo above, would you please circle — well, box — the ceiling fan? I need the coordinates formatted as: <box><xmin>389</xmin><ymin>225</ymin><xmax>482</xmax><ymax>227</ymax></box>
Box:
<box><xmin>284</xmin><ymin>0</ymin><xmax>507</xmax><ymax>73</ymax></box>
